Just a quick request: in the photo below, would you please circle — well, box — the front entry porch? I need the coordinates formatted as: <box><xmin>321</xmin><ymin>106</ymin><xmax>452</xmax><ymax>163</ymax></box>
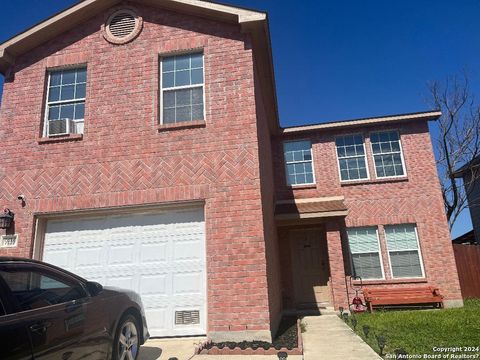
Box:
<box><xmin>275</xmin><ymin>197</ymin><xmax>351</xmax><ymax>312</ymax></box>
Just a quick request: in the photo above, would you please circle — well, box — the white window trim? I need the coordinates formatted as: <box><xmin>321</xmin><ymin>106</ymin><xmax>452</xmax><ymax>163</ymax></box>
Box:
<box><xmin>334</xmin><ymin>133</ymin><xmax>370</xmax><ymax>183</ymax></box>
<box><xmin>369</xmin><ymin>130</ymin><xmax>408</xmax><ymax>180</ymax></box>
<box><xmin>159</xmin><ymin>52</ymin><xmax>206</xmax><ymax>125</ymax></box>
<box><xmin>347</xmin><ymin>227</ymin><xmax>385</xmax><ymax>281</ymax></box>
<box><xmin>283</xmin><ymin>139</ymin><xmax>316</xmax><ymax>187</ymax></box>
<box><xmin>43</xmin><ymin>67</ymin><xmax>86</xmax><ymax>137</ymax></box>
<box><xmin>385</xmin><ymin>225</ymin><xmax>425</xmax><ymax>279</ymax></box>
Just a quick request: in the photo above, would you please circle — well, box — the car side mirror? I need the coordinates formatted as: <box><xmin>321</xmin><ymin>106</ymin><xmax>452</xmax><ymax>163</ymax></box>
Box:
<box><xmin>85</xmin><ymin>281</ymin><xmax>103</xmax><ymax>297</ymax></box>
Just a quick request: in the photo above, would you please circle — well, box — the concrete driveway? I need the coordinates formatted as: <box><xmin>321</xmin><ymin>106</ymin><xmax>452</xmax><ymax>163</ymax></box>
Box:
<box><xmin>139</xmin><ymin>337</ymin><xmax>206</xmax><ymax>360</ymax></box>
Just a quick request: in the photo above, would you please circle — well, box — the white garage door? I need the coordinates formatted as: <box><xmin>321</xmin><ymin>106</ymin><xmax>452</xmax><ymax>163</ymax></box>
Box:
<box><xmin>42</xmin><ymin>206</ymin><xmax>206</xmax><ymax>337</ymax></box>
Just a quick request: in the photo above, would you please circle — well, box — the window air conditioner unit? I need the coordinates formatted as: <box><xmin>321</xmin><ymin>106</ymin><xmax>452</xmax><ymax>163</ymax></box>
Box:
<box><xmin>48</xmin><ymin>118</ymin><xmax>75</xmax><ymax>136</ymax></box>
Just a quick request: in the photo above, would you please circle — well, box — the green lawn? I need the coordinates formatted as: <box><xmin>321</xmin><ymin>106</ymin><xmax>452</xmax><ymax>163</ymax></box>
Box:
<box><xmin>344</xmin><ymin>299</ymin><xmax>480</xmax><ymax>357</ymax></box>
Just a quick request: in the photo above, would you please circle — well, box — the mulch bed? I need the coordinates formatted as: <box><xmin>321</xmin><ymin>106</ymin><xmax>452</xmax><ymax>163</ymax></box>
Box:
<box><xmin>196</xmin><ymin>316</ymin><xmax>303</xmax><ymax>355</ymax></box>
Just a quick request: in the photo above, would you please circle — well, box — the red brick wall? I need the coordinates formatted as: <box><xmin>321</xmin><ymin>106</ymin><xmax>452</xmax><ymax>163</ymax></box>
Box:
<box><xmin>277</xmin><ymin>229</ymin><xmax>295</xmax><ymax>308</ymax></box>
<box><xmin>253</xmin><ymin>62</ymin><xmax>283</xmax><ymax>333</ymax></box>
<box><xmin>0</xmin><ymin>4</ymin><xmax>273</xmax><ymax>337</ymax></box>
<box><xmin>273</xmin><ymin>121</ymin><xmax>463</xmax><ymax>306</ymax></box>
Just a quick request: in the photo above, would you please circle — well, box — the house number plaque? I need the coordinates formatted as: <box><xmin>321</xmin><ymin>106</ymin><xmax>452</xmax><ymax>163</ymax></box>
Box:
<box><xmin>1</xmin><ymin>234</ymin><xmax>18</xmax><ymax>248</ymax></box>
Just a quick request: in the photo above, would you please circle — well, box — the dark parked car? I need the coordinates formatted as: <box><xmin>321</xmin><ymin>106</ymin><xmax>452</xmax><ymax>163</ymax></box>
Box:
<box><xmin>0</xmin><ymin>257</ymin><xmax>149</xmax><ymax>360</ymax></box>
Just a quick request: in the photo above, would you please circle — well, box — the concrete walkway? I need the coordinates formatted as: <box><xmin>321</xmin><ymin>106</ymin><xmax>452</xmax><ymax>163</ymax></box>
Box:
<box><xmin>302</xmin><ymin>315</ymin><xmax>382</xmax><ymax>360</ymax></box>
<box><xmin>139</xmin><ymin>315</ymin><xmax>381</xmax><ymax>360</ymax></box>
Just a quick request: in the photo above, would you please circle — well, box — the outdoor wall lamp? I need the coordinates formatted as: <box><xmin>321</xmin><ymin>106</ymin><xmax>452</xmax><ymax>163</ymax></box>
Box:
<box><xmin>0</xmin><ymin>207</ymin><xmax>14</xmax><ymax>230</ymax></box>
<box><xmin>277</xmin><ymin>351</ymin><xmax>288</xmax><ymax>360</ymax></box>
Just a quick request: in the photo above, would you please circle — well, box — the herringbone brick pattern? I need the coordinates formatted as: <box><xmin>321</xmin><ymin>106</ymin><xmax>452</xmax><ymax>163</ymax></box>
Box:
<box><xmin>0</xmin><ymin>3</ymin><xmax>274</xmax><ymax>338</ymax></box>
<box><xmin>0</xmin><ymin>150</ymin><xmax>257</xmax><ymax>199</ymax></box>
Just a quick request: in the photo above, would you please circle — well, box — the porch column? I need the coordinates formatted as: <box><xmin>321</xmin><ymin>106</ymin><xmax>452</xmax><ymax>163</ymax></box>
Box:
<box><xmin>326</xmin><ymin>220</ymin><xmax>349</xmax><ymax>310</ymax></box>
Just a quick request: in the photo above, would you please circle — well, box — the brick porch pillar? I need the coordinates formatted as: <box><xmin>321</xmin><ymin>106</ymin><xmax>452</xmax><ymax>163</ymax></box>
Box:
<box><xmin>326</xmin><ymin>220</ymin><xmax>349</xmax><ymax>310</ymax></box>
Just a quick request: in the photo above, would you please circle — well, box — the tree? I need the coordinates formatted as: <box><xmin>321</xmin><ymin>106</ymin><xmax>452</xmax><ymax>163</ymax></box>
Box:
<box><xmin>429</xmin><ymin>74</ymin><xmax>480</xmax><ymax>229</ymax></box>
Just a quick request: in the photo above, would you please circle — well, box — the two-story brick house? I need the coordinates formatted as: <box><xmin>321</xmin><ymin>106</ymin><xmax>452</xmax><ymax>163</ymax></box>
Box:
<box><xmin>0</xmin><ymin>0</ymin><xmax>462</xmax><ymax>342</ymax></box>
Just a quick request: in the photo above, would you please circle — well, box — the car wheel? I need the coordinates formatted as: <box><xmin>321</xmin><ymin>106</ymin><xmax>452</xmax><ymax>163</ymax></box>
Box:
<box><xmin>113</xmin><ymin>314</ymin><xmax>140</xmax><ymax>360</ymax></box>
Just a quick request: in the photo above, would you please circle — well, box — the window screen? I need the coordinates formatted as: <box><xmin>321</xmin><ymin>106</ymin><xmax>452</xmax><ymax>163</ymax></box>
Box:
<box><xmin>161</xmin><ymin>53</ymin><xmax>204</xmax><ymax>124</ymax></box>
<box><xmin>385</xmin><ymin>224</ymin><xmax>424</xmax><ymax>278</ymax></box>
<box><xmin>45</xmin><ymin>68</ymin><xmax>87</xmax><ymax>135</ymax></box>
<box><xmin>283</xmin><ymin>140</ymin><xmax>315</xmax><ymax>185</ymax></box>
<box><xmin>371</xmin><ymin>131</ymin><xmax>405</xmax><ymax>178</ymax></box>
<box><xmin>335</xmin><ymin>135</ymin><xmax>368</xmax><ymax>181</ymax></box>
<box><xmin>347</xmin><ymin>227</ymin><xmax>383</xmax><ymax>280</ymax></box>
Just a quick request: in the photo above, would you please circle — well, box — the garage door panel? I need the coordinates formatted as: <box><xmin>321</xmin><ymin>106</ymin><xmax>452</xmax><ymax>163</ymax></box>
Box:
<box><xmin>43</xmin><ymin>207</ymin><xmax>206</xmax><ymax>337</ymax></box>
<box><xmin>173</xmin><ymin>272</ymin><xmax>204</xmax><ymax>294</ymax></box>
<box><xmin>47</xmin><ymin>218</ymin><xmax>108</xmax><ymax>233</ymax></box>
<box><xmin>145</xmin><ymin>308</ymin><xmax>168</xmax><ymax>328</ymax></box>
<box><xmin>140</xmin><ymin>243</ymin><xmax>168</xmax><ymax>263</ymax></box>
<box><xmin>107</xmin><ymin>245</ymin><xmax>136</xmax><ymax>265</ymax></box>
<box><xmin>76</xmin><ymin>247</ymin><xmax>103</xmax><ymax>267</ymax></box>
<box><xmin>139</xmin><ymin>274</ymin><xmax>168</xmax><ymax>295</ymax></box>
<box><xmin>43</xmin><ymin>249</ymin><xmax>71</xmax><ymax>268</ymax></box>
<box><xmin>172</xmin><ymin>293</ymin><xmax>205</xmax><ymax>303</ymax></box>
<box><xmin>174</xmin><ymin>241</ymin><xmax>204</xmax><ymax>261</ymax></box>
<box><xmin>142</xmin><ymin>294</ymin><xmax>171</xmax><ymax>307</ymax></box>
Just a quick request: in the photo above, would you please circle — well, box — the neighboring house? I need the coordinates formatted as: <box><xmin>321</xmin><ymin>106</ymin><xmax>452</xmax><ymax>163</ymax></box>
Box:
<box><xmin>0</xmin><ymin>0</ymin><xmax>463</xmax><ymax>342</ymax></box>
<box><xmin>454</xmin><ymin>156</ymin><xmax>480</xmax><ymax>244</ymax></box>
<box><xmin>453</xmin><ymin>230</ymin><xmax>476</xmax><ymax>245</ymax></box>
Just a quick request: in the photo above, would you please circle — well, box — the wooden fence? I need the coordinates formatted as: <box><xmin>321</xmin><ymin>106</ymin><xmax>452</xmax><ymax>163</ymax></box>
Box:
<box><xmin>453</xmin><ymin>244</ymin><xmax>480</xmax><ymax>299</ymax></box>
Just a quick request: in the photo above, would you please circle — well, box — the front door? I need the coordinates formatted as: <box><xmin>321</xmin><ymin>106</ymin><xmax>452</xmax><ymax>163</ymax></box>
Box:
<box><xmin>290</xmin><ymin>228</ymin><xmax>331</xmax><ymax>308</ymax></box>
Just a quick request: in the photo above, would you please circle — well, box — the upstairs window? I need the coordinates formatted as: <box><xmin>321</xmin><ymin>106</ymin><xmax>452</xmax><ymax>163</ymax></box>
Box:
<box><xmin>44</xmin><ymin>68</ymin><xmax>86</xmax><ymax>137</ymax></box>
<box><xmin>347</xmin><ymin>227</ymin><xmax>384</xmax><ymax>280</ymax></box>
<box><xmin>161</xmin><ymin>53</ymin><xmax>204</xmax><ymax>124</ymax></box>
<box><xmin>283</xmin><ymin>140</ymin><xmax>315</xmax><ymax>186</ymax></box>
<box><xmin>335</xmin><ymin>134</ymin><xmax>369</xmax><ymax>181</ymax></box>
<box><xmin>385</xmin><ymin>224</ymin><xmax>424</xmax><ymax>278</ymax></box>
<box><xmin>370</xmin><ymin>131</ymin><xmax>406</xmax><ymax>178</ymax></box>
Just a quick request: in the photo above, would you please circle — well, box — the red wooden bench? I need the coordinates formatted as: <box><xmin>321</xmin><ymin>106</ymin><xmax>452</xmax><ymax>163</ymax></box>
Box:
<box><xmin>363</xmin><ymin>286</ymin><xmax>444</xmax><ymax>311</ymax></box>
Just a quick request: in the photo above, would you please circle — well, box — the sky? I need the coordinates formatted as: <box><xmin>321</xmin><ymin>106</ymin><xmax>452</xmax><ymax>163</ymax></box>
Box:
<box><xmin>1</xmin><ymin>0</ymin><xmax>479</xmax><ymax>238</ymax></box>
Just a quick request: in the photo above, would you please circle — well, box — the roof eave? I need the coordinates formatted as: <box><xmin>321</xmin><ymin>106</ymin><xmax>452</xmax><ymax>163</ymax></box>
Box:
<box><xmin>0</xmin><ymin>0</ymin><xmax>118</xmax><ymax>75</ymax></box>
<box><xmin>0</xmin><ymin>0</ymin><xmax>267</xmax><ymax>75</ymax></box>
<box><xmin>281</xmin><ymin>110</ymin><xmax>442</xmax><ymax>135</ymax></box>
<box><xmin>240</xmin><ymin>15</ymin><xmax>280</xmax><ymax>131</ymax></box>
<box><xmin>0</xmin><ymin>48</ymin><xmax>14</xmax><ymax>74</ymax></box>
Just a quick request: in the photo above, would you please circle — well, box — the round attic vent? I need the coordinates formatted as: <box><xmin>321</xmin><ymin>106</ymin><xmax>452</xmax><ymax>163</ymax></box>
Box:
<box><xmin>104</xmin><ymin>9</ymin><xmax>143</xmax><ymax>44</ymax></box>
